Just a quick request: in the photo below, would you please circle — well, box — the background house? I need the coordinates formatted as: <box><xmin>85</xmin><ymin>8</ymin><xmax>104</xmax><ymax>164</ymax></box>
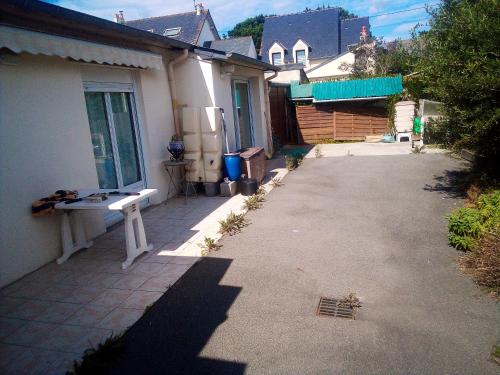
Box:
<box><xmin>0</xmin><ymin>0</ymin><xmax>275</xmax><ymax>288</ymax></box>
<box><xmin>261</xmin><ymin>8</ymin><xmax>370</xmax><ymax>82</ymax></box>
<box><xmin>204</xmin><ymin>36</ymin><xmax>257</xmax><ymax>58</ymax></box>
<box><xmin>125</xmin><ymin>3</ymin><xmax>219</xmax><ymax>46</ymax></box>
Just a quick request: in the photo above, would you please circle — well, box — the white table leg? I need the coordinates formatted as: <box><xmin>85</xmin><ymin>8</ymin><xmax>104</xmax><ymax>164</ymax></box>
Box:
<box><xmin>57</xmin><ymin>211</ymin><xmax>93</xmax><ymax>264</ymax></box>
<box><xmin>122</xmin><ymin>204</ymin><xmax>153</xmax><ymax>269</ymax></box>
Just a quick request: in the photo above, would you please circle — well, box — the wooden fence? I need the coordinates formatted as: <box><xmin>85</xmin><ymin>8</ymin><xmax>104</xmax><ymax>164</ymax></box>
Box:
<box><xmin>296</xmin><ymin>102</ymin><xmax>388</xmax><ymax>143</ymax></box>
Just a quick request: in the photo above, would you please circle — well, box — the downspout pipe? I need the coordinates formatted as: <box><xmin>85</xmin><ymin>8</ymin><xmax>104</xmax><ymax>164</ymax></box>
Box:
<box><xmin>264</xmin><ymin>70</ymin><xmax>278</xmax><ymax>155</ymax></box>
<box><xmin>167</xmin><ymin>49</ymin><xmax>189</xmax><ymax>137</ymax></box>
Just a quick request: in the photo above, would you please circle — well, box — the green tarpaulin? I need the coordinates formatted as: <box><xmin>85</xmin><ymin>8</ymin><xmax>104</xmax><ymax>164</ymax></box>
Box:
<box><xmin>290</xmin><ymin>76</ymin><xmax>403</xmax><ymax>101</ymax></box>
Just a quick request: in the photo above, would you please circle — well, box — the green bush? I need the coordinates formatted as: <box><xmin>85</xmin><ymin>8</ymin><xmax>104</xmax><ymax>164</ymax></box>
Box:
<box><xmin>447</xmin><ymin>190</ymin><xmax>500</xmax><ymax>251</ymax></box>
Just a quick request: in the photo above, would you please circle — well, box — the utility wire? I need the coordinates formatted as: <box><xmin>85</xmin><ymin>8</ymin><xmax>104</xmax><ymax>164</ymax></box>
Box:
<box><xmin>368</xmin><ymin>3</ymin><xmax>440</xmax><ymax>19</ymax></box>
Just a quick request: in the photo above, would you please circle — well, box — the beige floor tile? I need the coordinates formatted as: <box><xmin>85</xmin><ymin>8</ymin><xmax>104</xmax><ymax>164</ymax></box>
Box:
<box><xmin>36</xmin><ymin>302</ymin><xmax>81</xmax><ymax>324</ymax></box>
<box><xmin>0</xmin><ymin>296</ymin><xmax>26</xmax><ymax>317</ymax></box>
<box><xmin>131</xmin><ymin>262</ymin><xmax>168</xmax><ymax>276</ymax></box>
<box><xmin>165</xmin><ymin>256</ymin><xmax>200</xmax><ymax>265</ymax></box>
<box><xmin>120</xmin><ymin>290</ymin><xmax>162</xmax><ymax>310</ymax></box>
<box><xmin>0</xmin><ymin>343</ymin><xmax>24</xmax><ymax>369</ymax></box>
<box><xmin>3</xmin><ymin>321</ymin><xmax>58</xmax><ymax>347</ymax></box>
<box><xmin>36</xmin><ymin>284</ymin><xmax>75</xmax><ymax>302</ymax></box>
<box><xmin>160</xmin><ymin>263</ymin><xmax>193</xmax><ymax>280</ymax></box>
<box><xmin>112</xmin><ymin>274</ymin><xmax>150</xmax><ymax>290</ymax></box>
<box><xmin>0</xmin><ymin>346</ymin><xmax>60</xmax><ymax>375</ymax></box>
<box><xmin>89</xmin><ymin>289</ymin><xmax>133</xmax><ymax>307</ymax></box>
<box><xmin>37</xmin><ymin>324</ymin><xmax>111</xmax><ymax>354</ymax></box>
<box><xmin>97</xmin><ymin>307</ymin><xmax>143</xmax><ymax>332</ymax></box>
<box><xmin>86</xmin><ymin>273</ymin><xmax>124</xmax><ymax>288</ymax></box>
<box><xmin>65</xmin><ymin>304</ymin><xmax>114</xmax><ymax>327</ymax></box>
<box><xmin>0</xmin><ymin>317</ymin><xmax>27</xmax><ymax>340</ymax></box>
<box><xmin>61</xmin><ymin>286</ymin><xmax>102</xmax><ymax>304</ymax></box>
<box><xmin>6</xmin><ymin>299</ymin><xmax>52</xmax><ymax>320</ymax></box>
<box><xmin>136</xmin><ymin>276</ymin><xmax>176</xmax><ymax>292</ymax></box>
<box><xmin>2</xmin><ymin>281</ymin><xmax>50</xmax><ymax>299</ymax></box>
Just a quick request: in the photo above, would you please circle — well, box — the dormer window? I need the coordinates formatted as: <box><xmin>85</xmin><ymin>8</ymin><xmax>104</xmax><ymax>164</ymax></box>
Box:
<box><xmin>295</xmin><ymin>50</ymin><xmax>306</xmax><ymax>64</ymax></box>
<box><xmin>292</xmin><ymin>39</ymin><xmax>309</xmax><ymax>65</ymax></box>
<box><xmin>163</xmin><ymin>27</ymin><xmax>181</xmax><ymax>37</ymax></box>
<box><xmin>272</xmin><ymin>52</ymin><xmax>283</xmax><ymax>65</ymax></box>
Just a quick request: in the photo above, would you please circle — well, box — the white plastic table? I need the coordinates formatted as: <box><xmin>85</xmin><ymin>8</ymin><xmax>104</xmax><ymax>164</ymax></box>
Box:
<box><xmin>54</xmin><ymin>188</ymin><xmax>158</xmax><ymax>269</ymax></box>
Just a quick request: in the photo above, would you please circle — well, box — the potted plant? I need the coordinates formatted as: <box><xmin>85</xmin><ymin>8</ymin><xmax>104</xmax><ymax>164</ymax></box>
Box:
<box><xmin>168</xmin><ymin>134</ymin><xmax>185</xmax><ymax>161</ymax></box>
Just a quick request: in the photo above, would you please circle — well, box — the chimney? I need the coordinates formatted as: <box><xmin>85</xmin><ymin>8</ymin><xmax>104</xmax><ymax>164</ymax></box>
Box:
<box><xmin>114</xmin><ymin>10</ymin><xmax>125</xmax><ymax>24</ymax></box>
<box><xmin>194</xmin><ymin>3</ymin><xmax>204</xmax><ymax>16</ymax></box>
<box><xmin>360</xmin><ymin>25</ymin><xmax>367</xmax><ymax>43</ymax></box>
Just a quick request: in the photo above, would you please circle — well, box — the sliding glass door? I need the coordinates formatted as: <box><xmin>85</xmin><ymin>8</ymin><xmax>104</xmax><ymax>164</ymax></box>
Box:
<box><xmin>85</xmin><ymin>91</ymin><xmax>144</xmax><ymax>191</ymax></box>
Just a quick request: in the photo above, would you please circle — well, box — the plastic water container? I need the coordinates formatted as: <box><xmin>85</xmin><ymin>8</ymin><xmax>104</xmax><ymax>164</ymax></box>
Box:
<box><xmin>224</xmin><ymin>153</ymin><xmax>241</xmax><ymax>181</ymax></box>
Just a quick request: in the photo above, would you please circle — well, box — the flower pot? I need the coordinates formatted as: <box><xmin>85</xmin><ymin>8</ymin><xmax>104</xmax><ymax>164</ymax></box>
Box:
<box><xmin>168</xmin><ymin>141</ymin><xmax>185</xmax><ymax>161</ymax></box>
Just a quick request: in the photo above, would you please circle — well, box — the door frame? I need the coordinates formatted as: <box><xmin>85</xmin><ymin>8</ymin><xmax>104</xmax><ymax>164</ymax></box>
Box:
<box><xmin>231</xmin><ymin>79</ymin><xmax>255</xmax><ymax>150</ymax></box>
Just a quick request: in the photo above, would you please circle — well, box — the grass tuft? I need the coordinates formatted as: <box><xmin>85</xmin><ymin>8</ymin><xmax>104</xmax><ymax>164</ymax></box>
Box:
<box><xmin>219</xmin><ymin>212</ymin><xmax>249</xmax><ymax>236</ymax></box>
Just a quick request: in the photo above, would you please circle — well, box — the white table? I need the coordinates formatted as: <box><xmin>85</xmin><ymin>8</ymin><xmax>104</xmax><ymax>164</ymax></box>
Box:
<box><xmin>54</xmin><ymin>188</ymin><xmax>158</xmax><ymax>269</ymax></box>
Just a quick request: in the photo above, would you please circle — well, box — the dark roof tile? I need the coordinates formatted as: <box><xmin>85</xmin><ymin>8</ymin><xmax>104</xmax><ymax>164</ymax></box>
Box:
<box><xmin>204</xmin><ymin>36</ymin><xmax>254</xmax><ymax>56</ymax></box>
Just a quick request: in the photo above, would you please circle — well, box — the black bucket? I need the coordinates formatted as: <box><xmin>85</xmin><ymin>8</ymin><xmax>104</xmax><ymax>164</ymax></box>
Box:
<box><xmin>240</xmin><ymin>178</ymin><xmax>258</xmax><ymax>196</ymax></box>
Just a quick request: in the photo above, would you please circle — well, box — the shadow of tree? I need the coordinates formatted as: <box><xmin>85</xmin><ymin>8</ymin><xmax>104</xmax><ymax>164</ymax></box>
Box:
<box><xmin>109</xmin><ymin>257</ymin><xmax>245</xmax><ymax>375</ymax></box>
<box><xmin>423</xmin><ymin>168</ymin><xmax>472</xmax><ymax>199</ymax></box>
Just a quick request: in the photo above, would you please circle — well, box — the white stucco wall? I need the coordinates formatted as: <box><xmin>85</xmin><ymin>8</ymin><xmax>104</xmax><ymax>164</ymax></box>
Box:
<box><xmin>197</xmin><ymin>20</ymin><xmax>217</xmax><ymax>46</ymax></box>
<box><xmin>268</xmin><ymin>69</ymin><xmax>303</xmax><ymax>84</ymax></box>
<box><xmin>305</xmin><ymin>52</ymin><xmax>354</xmax><ymax>80</ymax></box>
<box><xmin>174</xmin><ymin>55</ymin><xmax>269</xmax><ymax>153</ymax></box>
<box><xmin>292</xmin><ymin>39</ymin><xmax>309</xmax><ymax>66</ymax></box>
<box><xmin>0</xmin><ymin>53</ymin><xmax>177</xmax><ymax>287</ymax></box>
<box><xmin>0</xmin><ymin>54</ymin><xmax>105</xmax><ymax>287</ymax></box>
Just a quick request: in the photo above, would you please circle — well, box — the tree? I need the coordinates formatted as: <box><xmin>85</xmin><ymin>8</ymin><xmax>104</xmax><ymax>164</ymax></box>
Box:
<box><xmin>417</xmin><ymin>0</ymin><xmax>500</xmax><ymax>170</ymax></box>
<box><xmin>227</xmin><ymin>15</ymin><xmax>267</xmax><ymax>52</ymax></box>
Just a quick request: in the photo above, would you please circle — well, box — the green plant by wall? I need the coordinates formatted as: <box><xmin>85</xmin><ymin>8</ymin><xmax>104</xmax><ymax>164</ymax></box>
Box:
<box><xmin>447</xmin><ymin>190</ymin><xmax>500</xmax><ymax>251</ymax></box>
<box><xmin>242</xmin><ymin>193</ymin><xmax>265</xmax><ymax>211</ymax></box>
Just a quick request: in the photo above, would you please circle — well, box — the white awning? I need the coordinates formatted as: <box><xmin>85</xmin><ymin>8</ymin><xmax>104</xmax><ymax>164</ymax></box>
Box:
<box><xmin>0</xmin><ymin>25</ymin><xmax>163</xmax><ymax>70</ymax></box>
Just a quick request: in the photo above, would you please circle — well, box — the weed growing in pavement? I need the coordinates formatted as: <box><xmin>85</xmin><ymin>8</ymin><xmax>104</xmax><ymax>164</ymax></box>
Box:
<box><xmin>219</xmin><ymin>211</ymin><xmax>249</xmax><ymax>235</ymax></box>
<box><xmin>285</xmin><ymin>154</ymin><xmax>304</xmax><ymax>171</ymax></box>
<box><xmin>69</xmin><ymin>334</ymin><xmax>124</xmax><ymax>375</ymax></box>
<box><xmin>315</xmin><ymin>145</ymin><xmax>323</xmax><ymax>158</ymax></box>
<box><xmin>199</xmin><ymin>236</ymin><xmax>221</xmax><ymax>256</ymax></box>
<box><xmin>242</xmin><ymin>193</ymin><xmax>265</xmax><ymax>211</ymax></box>
<box><xmin>339</xmin><ymin>293</ymin><xmax>362</xmax><ymax>310</ymax></box>
<box><xmin>270</xmin><ymin>177</ymin><xmax>284</xmax><ymax>187</ymax></box>
<box><xmin>412</xmin><ymin>145</ymin><xmax>426</xmax><ymax>154</ymax></box>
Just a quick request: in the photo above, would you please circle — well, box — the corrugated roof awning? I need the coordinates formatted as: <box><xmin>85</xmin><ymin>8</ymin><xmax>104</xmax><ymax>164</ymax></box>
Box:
<box><xmin>290</xmin><ymin>76</ymin><xmax>403</xmax><ymax>101</ymax></box>
<box><xmin>0</xmin><ymin>25</ymin><xmax>163</xmax><ymax>69</ymax></box>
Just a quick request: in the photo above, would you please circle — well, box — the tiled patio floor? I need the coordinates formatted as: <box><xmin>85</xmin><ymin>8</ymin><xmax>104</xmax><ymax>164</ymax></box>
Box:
<box><xmin>0</xmin><ymin>157</ymin><xmax>287</xmax><ymax>374</ymax></box>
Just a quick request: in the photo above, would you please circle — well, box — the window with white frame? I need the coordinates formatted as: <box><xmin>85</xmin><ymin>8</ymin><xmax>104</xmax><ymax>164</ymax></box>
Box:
<box><xmin>272</xmin><ymin>52</ymin><xmax>282</xmax><ymax>65</ymax></box>
<box><xmin>295</xmin><ymin>49</ymin><xmax>306</xmax><ymax>64</ymax></box>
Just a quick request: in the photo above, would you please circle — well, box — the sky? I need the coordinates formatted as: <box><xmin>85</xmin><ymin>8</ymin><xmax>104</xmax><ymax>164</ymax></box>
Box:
<box><xmin>45</xmin><ymin>0</ymin><xmax>439</xmax><ymax>42</ymax></box>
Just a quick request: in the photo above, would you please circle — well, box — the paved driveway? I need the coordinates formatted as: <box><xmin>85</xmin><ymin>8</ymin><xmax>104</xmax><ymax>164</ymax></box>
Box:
<box><xmin>110</xmin><ymin>154</ymin><xmax>498</xmax><ymax>375</ymax></box>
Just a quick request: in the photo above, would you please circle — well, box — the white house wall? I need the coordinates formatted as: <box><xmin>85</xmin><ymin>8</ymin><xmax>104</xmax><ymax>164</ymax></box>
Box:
<box><xmin>0</xmin><ymin>54</ymin><xmax>177</xmax><ymax>287</ymax></box>
<box><xmin>305</xmin><ymin>53</ymin><xmax>354</xmax><ymax>80</ymax></box>
<box><xmin>0</xmin><ymin>54</ymin><xmax>105</xmax><ymax>287</ymax></box>
<box><xmin>197</xmin><ymin>20</ymin><xmax>217</xmax><ymax>46</ymax></box>
<box><xmin>174</xmin><ymin>56</ymin><xmax>269</xmax><ymax>154</ymax></box>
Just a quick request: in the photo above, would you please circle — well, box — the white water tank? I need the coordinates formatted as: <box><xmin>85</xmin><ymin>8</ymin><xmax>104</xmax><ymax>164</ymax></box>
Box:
<box><xmin>394</xmin><ymin>101</ymin><xmax>416</xmax><ymax>133</ymax></box>
<box><xmin>182</xmin><ymin>107</ymin><xmax>224</xmax><ymax>183</ymax></box>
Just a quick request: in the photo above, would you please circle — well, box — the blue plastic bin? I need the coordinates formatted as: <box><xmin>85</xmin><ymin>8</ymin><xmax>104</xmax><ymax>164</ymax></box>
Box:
<box><xmin>224</xmin><ymin>153</ymin><xmax>241</xmax><ymax>181</ymax></box>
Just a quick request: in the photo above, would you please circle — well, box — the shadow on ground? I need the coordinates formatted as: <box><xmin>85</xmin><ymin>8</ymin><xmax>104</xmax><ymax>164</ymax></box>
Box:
<box><xmin>423</xmin><ymin>168</ymin><xmax>472</xmax><ymax>198</ymax></box>
<box><xmin>108</xmin><ymin>257</ymin><xmax>244</xmax><ymax>375</ymax></box>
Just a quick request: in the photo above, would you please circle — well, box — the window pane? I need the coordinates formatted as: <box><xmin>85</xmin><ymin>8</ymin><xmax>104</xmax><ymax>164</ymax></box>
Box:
<box><xmin>110</xmin><ymin>92</ymin><xmax>141</xmax><ymax>187</ymax></box>
<box><xmin>296</xmin><ymin>50</ymin><xmax>306</xmax><ymax>63</ymax></box>
<box><xmin>272</xmin><ymin>52</ymin><xmax>282</xmax><ymax>65</ymax></box>
<box><xmin>84</xmin><ymin>92</ymin><xmax>118</xmax><ymax>189</ymax></box>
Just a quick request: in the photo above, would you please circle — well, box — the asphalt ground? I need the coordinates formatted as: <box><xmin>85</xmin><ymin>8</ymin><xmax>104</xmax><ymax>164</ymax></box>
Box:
<box><xmin>110</xmin><ymin>154</ymin><xmax>499</xmax><ymax>375</ymax></box>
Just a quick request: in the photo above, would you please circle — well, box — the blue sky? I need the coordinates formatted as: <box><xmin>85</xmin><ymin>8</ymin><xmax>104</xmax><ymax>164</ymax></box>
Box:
<box><xmin>46</xmin><ymin>0</ymin><xmax>438</xmax><ymax>41</ymax></box>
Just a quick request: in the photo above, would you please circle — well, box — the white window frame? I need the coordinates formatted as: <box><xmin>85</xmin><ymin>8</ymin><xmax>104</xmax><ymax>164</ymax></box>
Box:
<box><xmin>295</xmin><ymin>49</ymin><xmax>306</xmax><ymax>64</ymax></box>
<box><xmin>231</xmin><ymin>79</ymin><xmax>255</xmax><ymax>150</ymax></box>
<box><xmin>269</xmin><ymin>42</ymin><xmax>285</xmax><ymax>66</ymax></box>
<box><xmin>84</xmin><ymin>83</ymin><xmax>146</xmax><ymax>191</ymax></box>
<box><xmin>271</xmin><ymin>52</ymin><xmax>282</xmax><ymax>65</ymax></box>
<box><xmin>292</xmin><ymin>39</ymin><xmax>309</xmax><ymax>65</ymax></box>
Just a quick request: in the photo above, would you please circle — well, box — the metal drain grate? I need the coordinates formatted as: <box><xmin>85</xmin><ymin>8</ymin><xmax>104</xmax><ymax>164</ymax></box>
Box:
<box><xmin>316</xmin><ymin>297</ymin><xmax>355</xmax><ymax>319</ymax></box>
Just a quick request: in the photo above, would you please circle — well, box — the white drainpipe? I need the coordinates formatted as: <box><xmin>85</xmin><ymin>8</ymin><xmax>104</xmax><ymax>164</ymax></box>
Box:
<box><xmin>166</xmin><ymin>49</ymin><xmax>189</xmax><ymax>137</ymax></box>
<box><xmin>264</xmin><ymin>71</ymin><xmax>278</xmax><ymax>154</ymax></box>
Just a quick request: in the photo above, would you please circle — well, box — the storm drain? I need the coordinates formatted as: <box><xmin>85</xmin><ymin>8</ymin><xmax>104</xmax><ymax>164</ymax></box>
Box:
<box><xmin>316</xmin><ymin>297</ymin><xmax>356</xmax><ymax>319</ymax></box>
